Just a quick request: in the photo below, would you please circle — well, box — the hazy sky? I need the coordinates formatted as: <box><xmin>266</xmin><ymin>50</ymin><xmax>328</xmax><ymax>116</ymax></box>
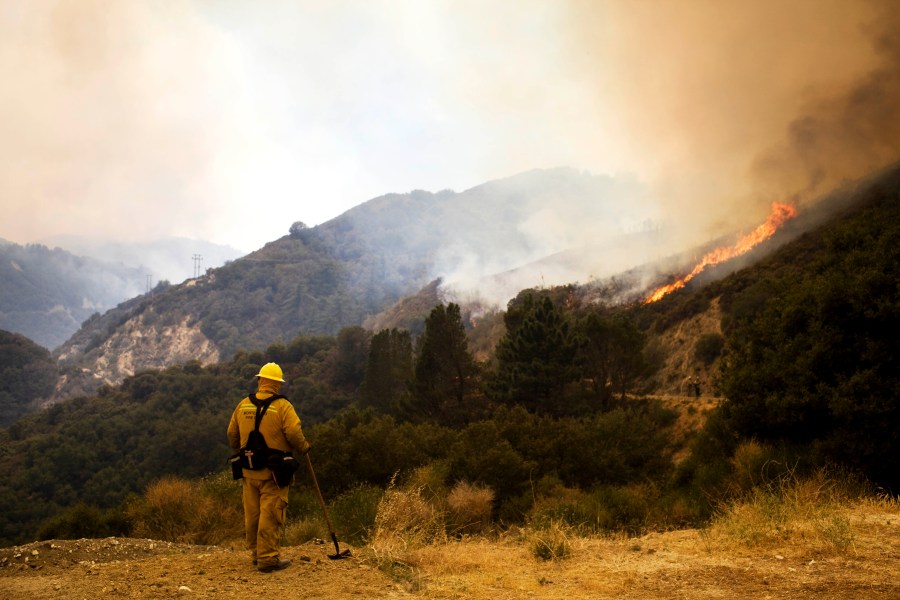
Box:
<box><xmin>2</xmin><ymin>0</ymin><xmax>898</xmax><ymax>253</ymax></box>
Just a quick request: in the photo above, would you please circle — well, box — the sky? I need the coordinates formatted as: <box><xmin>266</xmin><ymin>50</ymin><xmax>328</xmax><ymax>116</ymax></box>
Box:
<box><xmin>1</xmin><ymin>0</ymin><xmax>899</xmax><ymax>254</ymax></box>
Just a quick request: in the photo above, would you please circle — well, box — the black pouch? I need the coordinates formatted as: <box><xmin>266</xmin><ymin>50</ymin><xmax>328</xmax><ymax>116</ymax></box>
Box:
<box><xmin>228</xmin><ymin>453</ymin><xmax>243</xmax><ymax>480</ymax></box>
<box><xmin>239</xmin><ymin>430</ymin><xmax>271</xmax><ymax>470</ymax></box>
<box><xmin>269</xmin><ymin>454</ymin><xmax>300</xmax><ymax>488</ymax></box>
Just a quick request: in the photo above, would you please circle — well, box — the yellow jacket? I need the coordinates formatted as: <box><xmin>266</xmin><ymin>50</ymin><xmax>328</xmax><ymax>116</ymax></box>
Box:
<box><xmin>227</xmin><ymin>380</ymin><xmax>311</xmax><ymax>481</ymax></box>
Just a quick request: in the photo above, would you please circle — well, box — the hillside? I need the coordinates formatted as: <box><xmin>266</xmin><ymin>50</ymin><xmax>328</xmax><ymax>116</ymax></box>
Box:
<box><xmin>1</xmin><ymin>161</ymin><xmax>897</xmax><ymax>550</ymax></box>
<box><xmin>0</xmin><ymin>331</ymin><xmax>57</xmax><ymax>426</ymax></box>
<box><xmin>1</xmin><ymin>498</ymin><xmax>897</xmax><ymax>599</ymax></box>
<box><xmin>50</xmin><ymin>168</ymin><xmax>657</xmax><ymax>401</ymax></box>
<box><xmin>0</xmin><ymin>242</ymin><xmax>147</xmax><ymax>350</ymax></box>
<box><xmin>48</xmin><ymin>162</ymin><xmax>874</xmax><ymax>403</ymax></box>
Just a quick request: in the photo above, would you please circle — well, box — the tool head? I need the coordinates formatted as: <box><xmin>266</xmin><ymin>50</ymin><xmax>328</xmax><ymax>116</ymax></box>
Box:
<box><xmin>328</xmin><ymin>533</ymin><xmax>352</xmax><ymax>559</ymax></box>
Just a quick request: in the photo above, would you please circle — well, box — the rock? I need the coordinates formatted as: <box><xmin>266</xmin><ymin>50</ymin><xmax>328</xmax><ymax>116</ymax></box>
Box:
<box><xmin>178</xmin><ymin>585</ymin><xmax>192</xmax><ymax>593</ymax></box>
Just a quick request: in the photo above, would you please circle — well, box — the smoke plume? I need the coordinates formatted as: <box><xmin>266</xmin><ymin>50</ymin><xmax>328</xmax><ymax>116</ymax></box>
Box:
<box><xmin>751</xmin><ymin>1</ymin><xmax>900</xmax><ymax>204</ymax></box>
<box><xmin>3</xmin><ymin>0</ymin><xmax>899</xmax><ymax>270</ymax></box>
<box><xmin>563</xmin><ymin>0</ymin><xmax>900</xmax><ymax>244</ymax></box>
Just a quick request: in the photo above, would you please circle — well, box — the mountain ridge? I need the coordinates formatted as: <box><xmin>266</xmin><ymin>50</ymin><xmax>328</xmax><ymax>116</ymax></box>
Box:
<box><xmin>33</xmin><ymin>163</ymin><xmax>899</xmax><ymax>403</ymax></box>
<box><xmin>47</xmin><ymin>168</ymin><xmax>657</xmax><ymax>401</ymax></box>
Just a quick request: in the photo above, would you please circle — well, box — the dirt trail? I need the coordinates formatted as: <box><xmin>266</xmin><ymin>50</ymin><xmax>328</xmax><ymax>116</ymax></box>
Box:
<box><xmin>2</xmin><ymin>505</ymin><xmax>897</xmax><ymax>600</ymax></box>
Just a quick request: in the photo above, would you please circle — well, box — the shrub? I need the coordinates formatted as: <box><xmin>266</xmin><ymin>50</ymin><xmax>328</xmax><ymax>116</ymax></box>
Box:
<box><xmin>694</xmin><ymin>333</ymin><xmax>725</xmax><ymax>365</ymax></box>
<box><xmin>372</xmin><ymin>483</ymin><xmax>442</xmax><ymax>542</ymax></box>
<box><xmin>200</xmin><ymin>471</ymin><xmax>242</xmax><ymax>514</ymax></box>
<box><xmin>287</xmin><ymin>488</ymin><xmax>322</xmax><ymax>522</ymax></box>
<box><xmin>446</xmin><ymin>481</ymin><xmax>494</xmax><ymax>535</ymax></box>
<box><xmin>727</xmin><ymin>440</ymin><xmax>782</xmax><ymax>497</ymax></box>
<box><xmin>36</xmin><ymin>502</ymin><xmax>130</xmax><ymax>541</ymax></box>
<box><xmin>330</xmin><ymin>484</ymin><xmax>384</xmax><ymax>545</ymax></box>
<box><xmin>403</xmin><ymin>461</ymin><xmax>450</xmax><ymax>506</ymax></box>
<box><xmin>528</xmin><ymin>485</ymin><xmax>594</xmax><ymax>532</ymax></box>
<box><xmin>127</xmin><ymin>475</ymin><xmax>242</xmax><ymax>545</ymax></box>
<box><xmin>283</xmin><ymin>518</ymin><xmax>324</xmax><ymax>546</ymax></box>
<box><xmin>590</xmin><ymin>483</ymin><xmax>658</xmax><ymax>535</ymax></box>
<box><xmin>528</xmin><ymin>520</ymin><xmax>573</xmax><ymax>561</ymax></box>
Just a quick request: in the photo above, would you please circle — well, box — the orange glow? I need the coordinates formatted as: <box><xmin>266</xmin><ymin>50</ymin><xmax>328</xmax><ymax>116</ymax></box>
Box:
<box><xmin>643</xmin><ymin>202</ymin><xmax>797</xmax><ymax>304</ymax></box>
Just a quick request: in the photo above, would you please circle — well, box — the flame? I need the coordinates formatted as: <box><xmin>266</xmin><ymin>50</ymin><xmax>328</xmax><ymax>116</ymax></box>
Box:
<box><xmin>643</xmin><ymin>202</ymin><xmax>797</xmax><ymax>304</ymax></box>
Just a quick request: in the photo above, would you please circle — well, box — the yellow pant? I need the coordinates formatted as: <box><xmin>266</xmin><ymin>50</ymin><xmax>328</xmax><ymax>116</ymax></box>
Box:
<box><xmin>242</xmin><ymin>477</ymin><xmax>290</xmax><ymax>566</ymax></box>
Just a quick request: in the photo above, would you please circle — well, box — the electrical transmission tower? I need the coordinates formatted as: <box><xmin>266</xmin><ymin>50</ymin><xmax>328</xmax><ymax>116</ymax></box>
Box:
<box><xmin>192</xmin><ymin>253</ymin><xmax>203</xmax><ymax>279</ymax></box>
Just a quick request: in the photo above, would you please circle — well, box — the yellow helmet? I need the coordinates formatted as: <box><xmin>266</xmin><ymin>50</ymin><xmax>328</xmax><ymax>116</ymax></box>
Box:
<box><xmin>256</xmin><ymin>362</ymin><xmax>285</xmax><ymax>382</ymax></box>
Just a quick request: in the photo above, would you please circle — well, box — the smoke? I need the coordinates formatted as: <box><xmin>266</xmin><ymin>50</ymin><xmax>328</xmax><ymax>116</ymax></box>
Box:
<box><xmin>562</xmin><ymin>0</ymin><xmax>900</xmax><ymax>245</ymax></box>
<box><xmin>751</xmin><ymin>1</ymin><xmax>900</xmax><ymax>205</ymax></box>
<box><xmin>0</xmin><ymin>1</ymin><xmax>255</xmax><ymax>247</ymax></box>
<box><xmin>3</xmin><ymin>0</ymin><xmax>898</xmax><ymax>271</ymax></box>
<box><xmin>437</xmin><ymin>1</ymin><xmax>900</xmax><ymax>307</ymax></box>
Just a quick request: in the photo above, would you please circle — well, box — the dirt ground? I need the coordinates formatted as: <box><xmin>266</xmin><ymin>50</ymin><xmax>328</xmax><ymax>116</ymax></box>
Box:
<box><xmin>2</xmin><ymin>503</ymin><xmax>897</xmax><ymax>600</ymax></box>
<box><xmin>0</xmin><ymin>538</ymin><xmax>398</xmax><ymax>600</ymax></box>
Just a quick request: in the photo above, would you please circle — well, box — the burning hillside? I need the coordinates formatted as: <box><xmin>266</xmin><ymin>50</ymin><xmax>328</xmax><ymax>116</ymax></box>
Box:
<box><xmin>644</xmin><ymin>202</ymin><xmax>797</xmax><ymax>303</ymax></box>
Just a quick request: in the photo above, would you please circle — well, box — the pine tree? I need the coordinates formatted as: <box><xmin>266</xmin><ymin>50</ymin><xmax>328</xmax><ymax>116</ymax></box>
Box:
<box><xmin>491</xmin><ymin>294</ymin><xmax>578</xmax><ymax>414</ymax></box>
<box><xmin>332</xmin><ymin>326</ymin><xmax>370</xmax><ymax>390</ymax></box>
<box><xmin>360</xmin><ymin>328</ymin><xmax>413</xmax><ymax>416</ymax></box>
<box><xmin>413</xmin><ymin>303</ymin><xmax>477</xmax><ymax>423</ymax></box>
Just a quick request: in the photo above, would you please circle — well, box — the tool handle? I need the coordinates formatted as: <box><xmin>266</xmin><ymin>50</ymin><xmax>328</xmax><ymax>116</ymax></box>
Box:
<box><xmin>305</xmin><ymin>453</ymin><xmax>336</xmax><ymax>534</ymax></box>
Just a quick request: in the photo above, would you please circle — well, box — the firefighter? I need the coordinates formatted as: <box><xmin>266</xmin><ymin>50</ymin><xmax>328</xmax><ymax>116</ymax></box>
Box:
<box><xmin>227</xmin><ymin>362</ymin><xmax>311</xmax><ymax>573</ymax></box>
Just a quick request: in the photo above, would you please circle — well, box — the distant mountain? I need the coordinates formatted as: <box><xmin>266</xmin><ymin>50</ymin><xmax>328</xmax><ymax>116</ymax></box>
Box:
<box><xmin>38</xmin><ymin>235</ymin><xmax>245</xmax><ymax>286</ymax></box>
<box><xmin>0</xmin><ymin>243</ymin><xmax>148</xmax><ymax>350</ymax></box>
<box><xmin>51</xmin><ymin>168</ymin><xmax>658</xmax><ymax>400</ymax></box>
<box><xmin>49</xmin><ymin>163</ymin><xmax>891</xmax><ymax>403</ymax></box>
<box><xmin>0</xmin><ymin>235</ymin><xmax>244</xmax><ymax>352</ymax></box>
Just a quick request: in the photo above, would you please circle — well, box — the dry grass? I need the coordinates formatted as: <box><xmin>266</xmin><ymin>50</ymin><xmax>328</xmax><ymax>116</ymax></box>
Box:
<box><xmin>126</xmin><ymin>475</ymin><xmax>243</xmax><ymax>545</ymax></box>
<box><xmin>122</xmin><ymin>469</ymin><xmax>898</xmax><ymax>598</ymax></box>
<box><xmin>710</xmin><ymin>469</ymin><xmax>864</xmax><ymax>553</ymax></box>
<box><xmin>527</xmin><ymin>520</ymin><xmax>574</xmax><ymax>561</ymax></box>
<box><xmin>447</xmin><ymin>481</ymin><xmax>495</xmax><ymax>535</ymax></box>
<box><xmin>368</xmin><ymin>478</ymin><xmax>447</xmax><ymax>588</ymax></box>
<box><xmin>283</xmin><ymin>517</ymin><xmax>325</xmax><ymax>546</ymax></box>
<box><xmin>351</xmin><ymin>473</ymin><xmax>899</xmax><ymax>598</ymax></box>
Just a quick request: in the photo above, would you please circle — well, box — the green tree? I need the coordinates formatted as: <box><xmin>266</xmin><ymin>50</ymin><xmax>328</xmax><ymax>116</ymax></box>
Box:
<box><xmin>331</xmin><ymin>326</ymin><xmax>370</xmax><ymax>390</ymax></box>
<box><xmin>606</xmin><ymin>316</ymin><xmax>645</xmax><ymax>401</ymax></box>
<box><xmin>576</xmin><ymin>313</ymin><xmax>613</xmax><ymax>408</ymax></box>
<box><xmin>491</xmin><ymin>294</ymin><xmax>578</xmax><ymax>414</ymax></box>
<box><xmin>0</xmin><ymin>330</ymin><xmax>56</xmax><ymax>427</ymax></box>
<box><xmin>360</xmin><ymin>328</ymin><xmax>413</xmax><ymax>416</ymax></box>
<box><xmin>576</xmin><ymin>313</ymin><xmax>644</xmax><ymax>408</ymax></box>
<box><xmin>694</xmin><ymin>332</ymin><xmax>725</xmax><ymax>366</ymax></box>
<box><xmin>413</xmin><ymin>303</ymin><xmax>478</xmax><ymax>424</ymax></box>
